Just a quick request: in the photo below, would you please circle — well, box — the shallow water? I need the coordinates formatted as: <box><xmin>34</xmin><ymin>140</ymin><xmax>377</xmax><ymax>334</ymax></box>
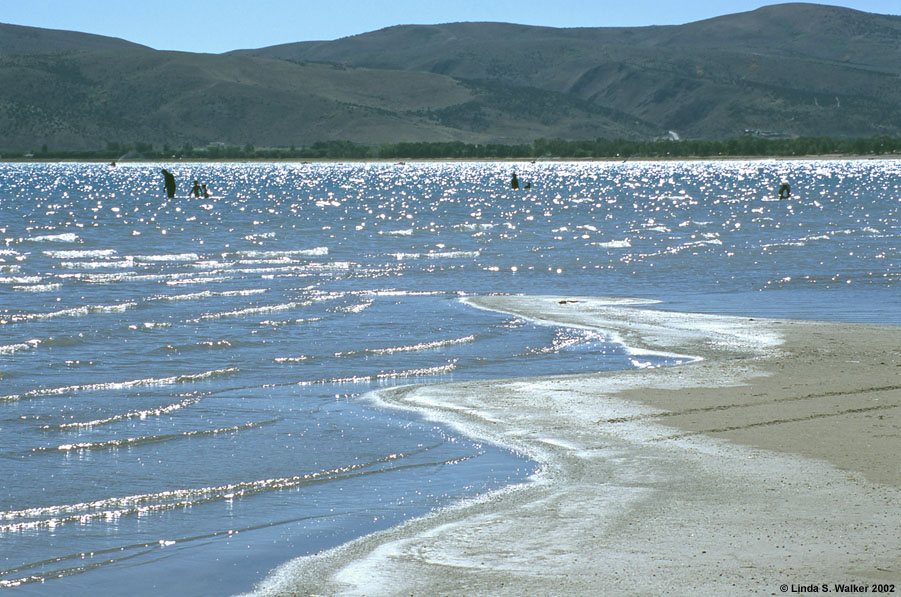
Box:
<box><xmin>0</xmin><ymin>160</ymin><xmax>898</xmax><ymax>594</ymax></box>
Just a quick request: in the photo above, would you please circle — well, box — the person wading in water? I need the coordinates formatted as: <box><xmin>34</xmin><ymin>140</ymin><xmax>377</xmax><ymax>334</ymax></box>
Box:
<box><xmin>161</xmin><ymin>169</ymin><xmax>176</xmax><ymax>198</ymax></box>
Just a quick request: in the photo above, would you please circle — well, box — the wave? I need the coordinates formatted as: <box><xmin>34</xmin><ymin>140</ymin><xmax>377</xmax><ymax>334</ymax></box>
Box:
<box><xmin>761</xmin><ymin>233</ymin><xmax>832</xmax><ymax>250</ymax></box>
<box><xmin>57</xmin><ymin>259</ymin><xmax>134</xmax><ymax>269</ymax></box>
<box><xmin>128</xmin><ymin>322</ymin><xmax>172</xmax><ymax>330</ymax></box>
<box><xmin>237</xmin><ymin>257</ymin><xmax>297</xmax><ymax>265</ymax></box>
<box><xmin>0</xmin><ymin>367</ymin><xmax>239</xmax><ymax>402</ymax></box>
<box><xmin>328</xmin><ymin>299</ymin><xmax>373</xmax><ymax>314</ymax></box>
<box><xmin>164</xmin><ymin>339</ymin><xmax>235</xmax><ymax>353</ymax></box>
<box><xmin>133</xmin><ymin>253</ymin><xmax>201</xmax><ymax>263</ymax></box>
<box><xmin>0</xmin><ymin>301</ymin><xmax>137</xmax><ymax>324</ymax></box>
<box><xmin>392</xmin><ymin>251</ymin><xmax>480</xmax><ymax>260</ymax></box>
<box><xmin>25</xmin><ymin>233</ymin><xmax>79</xmax><ymax>243</ymax></box>
<box><xmin>640</xmin><ymin>238</ymin><xmax>724</xmax><ymax>259</ymax></box>
<box><xmin>33</xmin><ymin>419</ymin><xmax>279</xmax><ymax>454</ymax></box>
<box><xmin>453</xmin><ymin>222</ymin><xmax>495</xmax><ymax>231</ymax></box>
<box><xmin>59</xmin><ymin>272</ymin><xmax>178</xmax><ymax>284</ymax></box>
<box><xmin>243</xmin><ymin>232</ymin><xmax>277</xmax><ymax>241</ymax></box>
<box><xmin>41</xmin><ymin>335</ymin><xmax>85</xmax><ymax>347</ymax></box>
<box><xmin>186</xmin><ymin>301</ymin><xmax>312</xmax><ymax>322</ymax></box>
<box><xmin>232</xmin><ymin>247</ymin><xmax>328</xmax><ymax>258</ymax></box>
<box><xmin>519</xmin><ymin>329</ymin><xmax>604</xmax><ymax>356</ymax></box>
<box><xmin>43</xmin><ymin>249</ymin><xmax>118</xmax><ymax>259</ymax></box>
<box><xmin>0</xmin><ymin>276</ymin><xmax>43</xmax><ymax>284</ymax></box>
<box><xmin>165</xmin><ymin>277</ymin><xmax>221</xmax><ymax>286</ymax></box>
<box><xmin>12</xmin><ymin>283</ymin><xmax>62</xmax><ymax>292</ymax></box>
<box><xmin>148</xmin><ymin>288</ymin><xmax>268</xmax><ymax>302</ymax></box>
<box><xmin>257</xmin><ymin>316</ymin><xmax>323</xmax><ymax>327</ymax></box>
<box><xmin>335</xmin><ymin>335</ymin><xmax>476</xmax><ymax>357</ymax></box>
<box><xmin>593</xmin><ymin>239</ymin><xmax>632</xmax><ymax>248</ymax></box>
<box><xmin>0</xmin><ymin>339</ymin><xmax>42</xmax><ymax>354</ymax></box>
<box><xmin>274</xmin><ymin>354</ymin><xmax>312</xmax><ymax>363</ymax></box>
<box><xmin>0</xmin><ymin>446</ymin><xmax>443</xmax><ymax>533</ymax></box>
<box><xmin>360</xmin><ymin>290</ymin><xmax>451</xmax><ymax>297</ymax></box>
<box><xmin>277</xmin><ymin>335</ymin><xmax>474</xmax><ymax>364</ymax></box>
<box><xmin>188</xmin><ymin>260</ymin><xmax>237</xmax><ymax>270</ymax></box>
<box><xmin>42</xmin><ymin>396</ymin><xmax>204</xmax><ymax>429</ymax></box>
<box><xmin>297</xmin><ymin>361</ymin><xmax>457</xmax><ymax>385</ymax></box>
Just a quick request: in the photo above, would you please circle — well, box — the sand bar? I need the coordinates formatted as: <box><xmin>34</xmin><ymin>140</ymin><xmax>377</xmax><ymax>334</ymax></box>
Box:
<box><xmin>250</xmin><ymin>295</ymin><xmax>900</xmax><ymax>596</ymax></box>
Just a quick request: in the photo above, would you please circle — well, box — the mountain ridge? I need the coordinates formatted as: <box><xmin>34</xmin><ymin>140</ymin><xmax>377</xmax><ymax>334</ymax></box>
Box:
<box><xmin>0</xmin><ymin>22</ymin><xmax>150</xmax><ymax>56</ymax></box>
<box><xmin>1</xmin><ymin>3</ymin><xmax>900</xmax><ymax>152</ymax></box>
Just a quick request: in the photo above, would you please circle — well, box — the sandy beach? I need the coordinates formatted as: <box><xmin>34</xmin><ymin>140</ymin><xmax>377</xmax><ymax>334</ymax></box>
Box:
<box><xmin>250</xmin><ymin>295</ymin><xmax>900</xmax><ymax>596</ymax></box>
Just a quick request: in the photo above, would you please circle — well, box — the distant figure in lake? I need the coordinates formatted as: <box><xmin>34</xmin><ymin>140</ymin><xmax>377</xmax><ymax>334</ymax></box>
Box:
<box><xmin>202</xmin><ymin>184</ymin><xmax>210</xmax><ymax>198</ymax></box>
<box><xmin>524</xmin><ymin>181</ymin><xmax>531</xmax><ymax>189</ymax></box>
<box><xmin>511</xmin><ymin>172</ymin><xmax>520</xmax><ymax>190</ymax></box>
<box><xmin>190</xmin><ymin>179</ymin><xmax>203</xmax><ymax>198</ymax></box>
<box><xmin>161</xmin><ymin>169</ymin><xmax>176</xmax><ymax>198</ymax></box>
<box><xmin>778</xmin><ymin>181</ymin><xmax>791</xmax><ymax>199</ymax></box>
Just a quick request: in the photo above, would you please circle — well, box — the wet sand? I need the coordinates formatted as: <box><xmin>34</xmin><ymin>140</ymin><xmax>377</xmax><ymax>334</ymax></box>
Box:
<box><xmin>250</xmin><ymin>295</ymin><xmax>900</xmax><ymax>596</ymax></box>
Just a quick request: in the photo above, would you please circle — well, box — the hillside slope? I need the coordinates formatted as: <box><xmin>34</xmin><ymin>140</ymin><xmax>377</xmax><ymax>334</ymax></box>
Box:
<box><xmin>236</xmin><ymin>3</ymin><xmax>901</xmax><ymax>139</ymax></box>
<box><xmin>1</xmin><ymin>3</ymin><xmax>900</xmax><ymax>151</ymax></box>
<box><xmin>0</xmin><ymin>22</ymin><xmax>149</xmax><ymax>55</ymax></box>
<box><xmin>0</xmin><ymin>50</ymin><xmax>655</xmax><ymax>151</ymax></box>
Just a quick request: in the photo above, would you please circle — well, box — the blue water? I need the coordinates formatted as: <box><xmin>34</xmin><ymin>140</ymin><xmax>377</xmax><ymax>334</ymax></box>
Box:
<box><xmin>0</xmin><ymin>160</ymin><xmax>898</xmax><ymax>595</ymax></box>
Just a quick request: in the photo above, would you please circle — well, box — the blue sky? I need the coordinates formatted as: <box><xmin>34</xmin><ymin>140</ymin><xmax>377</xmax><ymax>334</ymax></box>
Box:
<box><xmin>3</xmin><ymin>0</ymin><xmax>899</xmax><ymax>54</ymax></box>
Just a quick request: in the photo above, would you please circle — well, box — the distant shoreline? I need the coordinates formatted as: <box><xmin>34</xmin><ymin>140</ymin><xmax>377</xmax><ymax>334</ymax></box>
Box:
<box><xmin>3</xmin><ymin>134</ymin><xmax>901</xmax><ymax>164</ymax></box>
<box><xmin>2</xmin><ymin>153</ymin><xmax>899</xmax><ymax>164</ymax></box>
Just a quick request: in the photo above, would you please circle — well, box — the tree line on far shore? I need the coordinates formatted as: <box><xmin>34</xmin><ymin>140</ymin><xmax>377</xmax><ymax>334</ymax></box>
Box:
<box><xmin>4</xmin><ymin>135</ymin><xmax>901</xmax><ymax>161</ymax></box>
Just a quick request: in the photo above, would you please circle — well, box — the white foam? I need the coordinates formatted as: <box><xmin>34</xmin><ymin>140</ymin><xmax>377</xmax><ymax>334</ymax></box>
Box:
<box><xmin>43</xmin><ymin>249</ymin><xmax>118</xmax><ymax>259</ymax></box>
<box><xmin>337</xmin><ymin>335</ymin><xmax>477</xmax><ymax>357</ymax></box>
<box><xmin>0</xmin><ymin>367</ymin><xmax>239</xmax><ymax>402</ymax></box>
<box><xmin>0</xmin><ymin>339</ymin><xmax>42</xmax><ymax>354</ymax></box>
<box><xmin>13</xmin><ymin>283</ymin><xmax>61</xmax><ymax>292</ymax></box>
<box><xmin>330</xmin><ymin>300</ymin><xmax>373</xmax><ymax>314</ymax></box>
<box><xmin>134</xmin><ymin>253</ymin><xmax>201</xmax><ymax>263</ymax></box>
<box><xmin>362</xmin><ymin>290</ymin><xmax>449</xmax><ymax>297</ymax></box>
<box><xmin>234</xmin><ymin>247</ymin><xmax>328</xmax><ymax>258</ymax></box>
<box><xmin>594</xmin><ymin>239</ymin><xmax>631</xmax><ymax>248</ymax></box>
<box><xmin>297</xmin><ymin>362</ymin><xmax>457</xmax><ymax>386</ymax></box>
<box><xmin>188</xmin><ymin>301</ymin><xmax>312</xmax><ymax>322</ymax></box>
<box><xmin>57</xmin><ymin>259</ymin><xmax>134</xmax><ymax>269</ymax></box>
<box><xmin>393</xmin><ymin>251</ymin><xmax>479</xmax><ymax>260</ymax></box>
<box><xmin>454</xmin><ymin>223</ymin><xmax>495</xmax><ymax>231</ymax></box>
<box><xmin>151</xmin><ymin>288</ymin><xmax>267</xmax><ymax>302</ymax></box>
<box><xmin>26</xmin><ymin>233</ymin><xmax>79</xmax><ymax>243</ymax></box>
<box><xmin>0</xmin><ymin>276</ymin><xmax>43</xmax><ymax>284</ymax></box>
<box><xmin>1</xmin><ymin>301</ymin><xmax>137</xmax><ymax>324</ymax></box>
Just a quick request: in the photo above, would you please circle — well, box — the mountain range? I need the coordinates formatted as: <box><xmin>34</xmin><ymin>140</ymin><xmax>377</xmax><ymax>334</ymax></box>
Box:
<box><xmin>1</xmin><ymin>2</ymin><xmax>899</xmax><ymax>152</ymax></box>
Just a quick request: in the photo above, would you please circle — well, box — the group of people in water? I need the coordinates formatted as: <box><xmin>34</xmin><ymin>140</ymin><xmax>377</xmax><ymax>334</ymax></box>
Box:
<box><xmin>162</xmin><ymin>167</ymin><xmax>789</xmax><ymax>200</ymax></box>
<box><xmin>161</xmin><ymin>169</ymin><xmax>210</xmax><ymax>198</ymax></box>
<box><xmin>511</xmin><ymin>171</ymin><xmax>791</xmax><ymax>198</ymax></box>
<box><xmin>510</xmin><ymin>172</ymin><xmax>531</xmax><ymax>190</ymax></box>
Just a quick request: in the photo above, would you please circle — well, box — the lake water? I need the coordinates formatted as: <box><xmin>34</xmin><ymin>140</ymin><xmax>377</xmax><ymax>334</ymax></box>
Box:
<box><xmin>1</xmin><ymin>160</ymin><xmax>898</xmax><ymax>595</ymax></box>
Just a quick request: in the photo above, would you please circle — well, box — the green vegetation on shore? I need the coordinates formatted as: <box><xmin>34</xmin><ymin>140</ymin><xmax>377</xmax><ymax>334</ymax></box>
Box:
<box><xmin>4</xmin><ymin>136</ymin><xmax>901</xmax><ymax>162</ymax></box>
